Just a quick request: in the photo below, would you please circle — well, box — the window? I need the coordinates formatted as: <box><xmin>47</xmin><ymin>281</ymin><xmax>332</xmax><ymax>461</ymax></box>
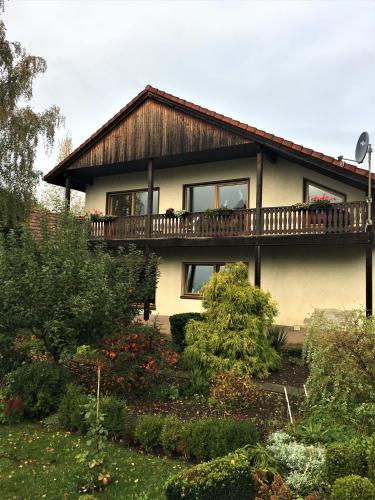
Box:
<box><xmin>183</xmin><ymin>263</ymin><xmax>224</xmax><ymax>296</ymax></box>
<box><xmin>182</xmin><ymin>262</ymin><xmax>248</xmax><ymax>297</ymax></box>
<box><xmin>185</xmin><ymin>180</ymin><xmax>249</xmax><ymax>212</ymax></box>
<box><xmin>305</xmin><ymin>181</ymin><xmax>346</xmax><ymax>204</ymax></box>
<box><xmin>107</xmin><ymin>189</ymin><xmax>159</xmax><ymax>216</ymax></box>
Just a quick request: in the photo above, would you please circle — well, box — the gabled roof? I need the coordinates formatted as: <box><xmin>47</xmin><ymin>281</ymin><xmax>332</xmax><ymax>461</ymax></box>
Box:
<box><xmin>44</xmin><ymin>85</ymin><xmax>372</xmax><ymax>185</ymax></box>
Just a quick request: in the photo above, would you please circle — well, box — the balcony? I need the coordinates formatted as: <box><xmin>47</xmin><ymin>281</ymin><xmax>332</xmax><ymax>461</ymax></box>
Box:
<box><xmin>89</xmin><ymin>201</ymin><xmax>371</xmax><ymax>247</ymax></box>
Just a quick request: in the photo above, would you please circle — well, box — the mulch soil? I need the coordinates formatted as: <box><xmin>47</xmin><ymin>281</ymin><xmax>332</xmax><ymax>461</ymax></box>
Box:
<box><xmin>128</xmin><ymin>354</ymin><xmax>307</xmax><ymax>436</ymax></box>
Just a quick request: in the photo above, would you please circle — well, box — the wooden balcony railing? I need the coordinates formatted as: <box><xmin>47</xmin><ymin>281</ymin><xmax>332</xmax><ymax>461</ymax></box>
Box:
<box><xmin>90</xmin><ymin>201</ymin><xmax>368</xmax><ymax>240</ymax></box>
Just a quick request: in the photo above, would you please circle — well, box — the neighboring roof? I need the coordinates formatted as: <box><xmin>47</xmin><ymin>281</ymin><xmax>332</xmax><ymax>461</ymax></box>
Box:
<box><xmin>44</xmin><ymin>85</ymin><xmax>372</xmax><ymax>183</ymax></box>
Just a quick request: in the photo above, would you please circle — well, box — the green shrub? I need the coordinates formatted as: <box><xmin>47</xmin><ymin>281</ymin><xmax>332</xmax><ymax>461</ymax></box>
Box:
<box><xmin>134</xmin><ymin>414</ymin><xmax>163</xmax><ymax>450</ymax></box>
<box><xmin>58</xmin><ymin>384</ymin><xmax>89</xmax><ymax>432</ymax></box>
<box><xmin>330</xmin><ymin>475</ymin><xmax>375</xmax><ymax>500</ymax></box>
<box><xmin>355</xmin><ymin>403</ymin><xmax>375</xmax><ymax>435</ymax></box>
<box><xmin>326</xmin><ymin>438</ymin><xmax>368</xmax><ymax>483</ymax></box>
<box><xmin>165</xmin><ymin>447</ymin><xmax>255</xmax><ymax>500</ymax></box>
<box><xmin>100</xmin><ymin>395</ymin><xmax>128</xmax><ymax>439</ymax></box>
<box><xmin>160</xmin><ymin>416</ymin><xmax>187</xmax><ymax>456</ymax></box>
<box><xmin>184</xmin><ymin>262</ymin><xmax>279</xmax><ymax>386</ymax></box>
<box><xmin>366</xmin><ymin>435</ymin><xmax>375</xmax><ymax>482</ymax></box>
<box><xmin>208</xmin><ymin>419</ymin><xmax>259</xmax><ymax>460</ymax></box>
<box><xmin>4</xmin><ymin>361</ymin><xmax>70</xmax><ymax>419</ymax></box>
<box><xmin>267</xmin><ymin>325</ymin><xmax>287</xmax><ymax>352</ymax></box>
<box><xmin>185</xmin><ymin>418</ymin><xmax>215</xmax><ymax>461</ymax></box>
<box><xmin>169</xmin><ymin>313</ymin><xmax>203</xmax><ymax>352</ymax></box>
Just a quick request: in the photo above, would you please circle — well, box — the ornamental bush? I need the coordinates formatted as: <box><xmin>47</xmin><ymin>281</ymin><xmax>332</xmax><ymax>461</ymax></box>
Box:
<box><xmin>303</xmin><ymin>310</ymin><xmax>375</xmax><ymax>427</ymax></box>
<box><xmin>183</xmin><ymin>262</ymin><xmax>279</xmax><ymax>387</ymax></box>
<box><xmin>330</xmin><ymin>475</ymin><xmax>375</xmax><ymax>500</ymax></box>
<box><xmin>266</xmin><ymin>431</ymin><xmax>326</xmax><ymax>496</ymax></box>
<box><xmin>4</xmin><ymin>361</ymin><xmax>70</xmax><ymax>419</ymax></box>
<box><xmin>160</xmin><ymin>416</ymin><xmax>187</xmax><ymax>456</ymax></box>
<box><xmin>325</xmin><ymin>438</ymin><xmax>368</xmax><ymax>484</ymax></box>
<box><xmin>134</xmin><ymin>414</ymin><xmax>164</xmax><ymax>450</ymax></box>
<box><xmin>169</xmin><ymin>312</ymin><xmax>203</xmax><ymax>352</ymax></box>
<box><xmin>165</xmin><ymin>447</ymin><xmax>256</xmax><ymax>500</ymax></box>
<box><xmin>58</xmin><ymin>384</ymin><xmax>89</xmax><ymax>432</ymax></box>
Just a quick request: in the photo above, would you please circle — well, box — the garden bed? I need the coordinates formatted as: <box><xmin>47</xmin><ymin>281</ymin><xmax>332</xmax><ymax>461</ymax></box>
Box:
<box><xmin>261</xmin><ymin>352</ymin><xmax>309</xmax><ymax>387</ymax></box>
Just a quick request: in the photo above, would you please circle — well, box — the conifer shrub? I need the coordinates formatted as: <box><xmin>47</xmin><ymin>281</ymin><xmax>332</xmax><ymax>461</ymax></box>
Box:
<box><xmin>183</xmin><ymin>262</ymin><xmax>279</xmax><ymax>387</ymax></box>
<box><xmin>58</xmin><ymin>384</ymin><xmax>89</xmax><ymax>432</ymax></box>
<box><xmin>330</xmin><ymin>475</ymin><xmax>375</xmax><ymax>500</ymax></box>
<box><xmin>169</xmin><ymin>312</ymin><xmax>203</xmax><ymax>352</ymax></box>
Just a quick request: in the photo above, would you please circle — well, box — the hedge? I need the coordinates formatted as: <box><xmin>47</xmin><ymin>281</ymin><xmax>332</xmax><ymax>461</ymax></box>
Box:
<box><xmin>165</xmin><ymin>447</ymin><xmax>256</xmax><ymax>500</ymax></box>
<box><xmin>169</xmin><ymin>313</ymin><xmax>203</xmax><ymax>352</ymax></box>
<box><xmin>325</xmin><ymin>436</ymin><xmax>374</xmax><ymax>483</ymax></box>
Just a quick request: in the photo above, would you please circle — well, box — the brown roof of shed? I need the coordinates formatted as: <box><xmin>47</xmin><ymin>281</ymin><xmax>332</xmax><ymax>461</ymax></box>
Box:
<box><xmin>44</xmin><ymin>85</ymin><xmax>372</xmax><ymax>182</ymax></box>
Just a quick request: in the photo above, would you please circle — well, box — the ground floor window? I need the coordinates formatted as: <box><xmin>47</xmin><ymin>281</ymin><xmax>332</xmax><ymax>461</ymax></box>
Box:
<box><xmin>181</xmin><ymin>262</ymin><xmax>228</xmax><ymax>298</ymax></box>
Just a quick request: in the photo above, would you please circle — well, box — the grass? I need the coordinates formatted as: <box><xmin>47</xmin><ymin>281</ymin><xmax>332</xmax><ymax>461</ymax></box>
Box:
<box><xmin>0</xmin><ymin>423</ymin><xmax>187</xmax><ymax>499</ymax></box>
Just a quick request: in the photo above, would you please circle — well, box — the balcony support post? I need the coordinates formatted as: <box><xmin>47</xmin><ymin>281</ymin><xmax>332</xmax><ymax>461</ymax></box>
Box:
<box><xmin>65</xmin><ymin>174</ymin><xmax>71</xmax><ymax>209</ymax></box>
<box><xmin>146</xmin><ymin>159</ymin><xmax>154</xmax><ymax>238</ymax></box>
<box><xmin>366</xmin><ymin>243</ymin><xmax>372</xmax><ymax>317</ymax></box>
<box><xmin>254</xmin><ymin>151</ymin><xmax>263</xmax><ymax>287</ymax></box>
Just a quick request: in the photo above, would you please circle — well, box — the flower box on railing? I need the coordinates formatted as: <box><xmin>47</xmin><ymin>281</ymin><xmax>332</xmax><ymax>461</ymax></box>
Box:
<box><xmin>89</xmin><ymin>210</ymin><xmax>117</xmax><ymax>223</ymax></box>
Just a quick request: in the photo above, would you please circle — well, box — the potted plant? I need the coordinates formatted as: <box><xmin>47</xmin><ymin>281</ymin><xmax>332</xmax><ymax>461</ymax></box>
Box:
<box><xmin>174</xmin><ymin>210</ymin><xmax>189</xmax><ymax>219</ymax></box>
<box><xmin>308</xmin><ymin>194</ymin><xmax>336</xmax><ymax>211</ymax></box>
<box><xmin>292</xmin><ymin>202</ymin><xmax>309</xmax><ymax>211</ymax></box>
<box><xmin>205</xmin><ymin>207</ymin><xmax>234</xmax><ymax>217</ymax></box>
<box><xmin>165</xmin><ymin>208</ymin><xmax>175</xmax><ymax>218</ymax></box>
<box><xmin>89</xmin><ymin>210</ymin><xmax>116</xmax><ymax>223</ymax></box>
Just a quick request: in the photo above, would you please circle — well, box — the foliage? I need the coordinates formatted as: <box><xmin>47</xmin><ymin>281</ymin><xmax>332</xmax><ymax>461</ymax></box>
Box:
<box><xmin>210</xmin><ymin>371</ymin><xmax>261</xmax><ymax>411</ymax></box>
<box><xmin>99</xmin><ymin>321</ymin><xmax>178</xmax><ymax>394</ymax></box>
<box><xmin>325</xmin><ymin>437</ymin><xmax>371</xmax><ymax>484</ymax></box>
<box><xmin>160</xmin><ymin>416</ymin><xmax>187</xmax><ymax>456</ymax></box>
<box><xmin>0</xmin><ymin>211</ymin><xmax>159</xmax><ymax>362</ymax></box>
<box><xmin>0</xmin><ymin>13</ymin><xmax>63</xmax><ymax>229</ymax></box>
<box><xmin>266</xmin><ymin>431</ymin><xmax>326</xmax><ymax>496</ymax></box>
<box><xmin>58</xmin><ymin>384</ymin><xmax>89</xmax><ymax>432</ymax></box>
<box><xmin>136</xmin><ymin>414</ymin><xmax>259</xmax><ymax>461</ymax></box>
<box><xmin>3</xmin><ymin>361</ymin><xmax>69</xmax><ymax>419</ymax></box>
<box><xmin>289</xmin><ymin>418</ymin><xmax>356</xmax><ymax>445</ymax></box>
<box><xmin>165</xmin><ymin>447</ymin><xmax>255</xmax><ymax>500</ymax></box>
<box><xmin>0</xmin><ymin>422</ymin><xmax>187</xmax><ymax>499</ymax></box>
<box><xmin>75</xmin><ymin>398</ymin><xmax>110</xmax><ymax>494</ymax></box>
<box><xmin>169</xmin><ymin>312</ymin><xmax>203</xmax><ymax>352</ymax></box>
<box><xmin>40</xmin><ymin>132</ymin><xmax>85</xmax><ymax>215</ymax></box>
<box><xmin>252</xmin><ymin>470</ymin><xmax>293</xmax><ymax>500</ymax></box>
<box><xmin>0</xmin><ymin>397</ymin><xmax>25</xmax><ymax>423</ymax></box>
<box><xmin>354</xmin><ymin>403</ymin><xmax>375</xmax><ymax>435</ymax></box>
<box><xmin>302</xmin><ymin>310</ymin><xmax>375</xmax><ymax>427</ymax></box>
<box><xmin>330</xmin><ymin>475</ymin><xmax>375</xmax><ymax>500</ymax></box>
<box><xmin>183</xmin><ymin>262</ymin><xmax>279</xmax><ymax>387</ymax></box>
<box><xmin>134</xmin><ymin>415</ymin><xmax>164</xmax><ymax>450</ymax></box>
<box><xmin>267</xmin><ymin>325</ymin><xmax>287</xmax><ymax>352</ymax></box>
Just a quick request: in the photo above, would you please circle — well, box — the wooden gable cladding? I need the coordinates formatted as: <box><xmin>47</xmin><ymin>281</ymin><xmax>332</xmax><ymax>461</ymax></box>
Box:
<box><xmin>67</xmin><ymin>98</ymin><xmax>251</xmax><ymax>171</ymax></box>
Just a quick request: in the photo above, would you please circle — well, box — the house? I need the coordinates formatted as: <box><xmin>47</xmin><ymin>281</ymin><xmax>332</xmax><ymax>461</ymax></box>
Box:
<box><xmin>44</xmin><ymin>86</ymin><xmax>373</xmax><ymax>331</ymax></box>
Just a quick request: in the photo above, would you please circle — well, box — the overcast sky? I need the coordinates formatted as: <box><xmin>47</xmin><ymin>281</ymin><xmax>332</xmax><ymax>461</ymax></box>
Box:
<box><xmin>3</xmin><ymin>0</ymin><xmax>375</xmax><ymax>179</ymax></box>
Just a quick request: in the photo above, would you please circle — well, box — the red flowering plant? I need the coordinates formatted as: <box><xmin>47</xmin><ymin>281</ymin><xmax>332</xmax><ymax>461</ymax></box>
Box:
<box><xmin>0</xmin><ymin>397</ymin><xmax>25</xmax><ymax>423</ymax></box>
<box><xmin>68</xmin><ymin>321</ymin><xmax>178</xmax><ymax>395</ymax></box>
<box><xmin>309</xmin><ymin>194</ymin><xmax>337</xmax><ymax>211</ymax></box>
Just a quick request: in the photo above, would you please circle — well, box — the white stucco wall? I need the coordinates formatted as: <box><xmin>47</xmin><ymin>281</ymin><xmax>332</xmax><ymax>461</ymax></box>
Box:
<box><xmin>153</xmin><ymin>245</ymin><xmax>367</xmax><ymax>326</ymax></box>
<box><xmin>85</xmin><ymin>156</ymin><xmax>366</xmax><ymax>214</ymax></box>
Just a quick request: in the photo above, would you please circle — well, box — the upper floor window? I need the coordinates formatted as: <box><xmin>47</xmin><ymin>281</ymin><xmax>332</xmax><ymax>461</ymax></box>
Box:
<box><xmin>185</xmin><ymin>179</ymin><xmax>249</xmax><ymax>212</ymax></box>
<box><xmin>107</xmin><ymin>189</ymin><xmax>159</xmax><ymax>216</ymax></box>
<box><xmin>305</xmin><ymin>181</ymin><xmax>346</xmax><ymax>204</ymax></box>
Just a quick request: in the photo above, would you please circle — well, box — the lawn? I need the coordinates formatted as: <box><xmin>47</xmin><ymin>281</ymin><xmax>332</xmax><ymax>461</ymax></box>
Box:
<box><xmin>0</xmin><ymin>423</ymin><xmax>187</xmax><ymax>500</ymax></box>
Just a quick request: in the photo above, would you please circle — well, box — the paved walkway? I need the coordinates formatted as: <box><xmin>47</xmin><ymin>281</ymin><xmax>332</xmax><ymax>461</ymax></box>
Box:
<box><xmin>256</xmin><ymin>381</ymin><xmax>305</xmax><ymax>397</ymax></box>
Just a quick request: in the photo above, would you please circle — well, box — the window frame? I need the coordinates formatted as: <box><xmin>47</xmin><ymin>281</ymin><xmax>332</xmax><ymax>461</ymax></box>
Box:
<box><xmin>106</xmin><ymin>188</ymin><xmax>160</xmax><ymax>216</ymax></box>
<box><xmin>181</xmin><ymin>261</ymin><xmax>248</xmax><ymax>299</ymax></box>
<box><xmin>183</xmin><ymin>178</ymin><xmax>250</xmax><ymax>212</ymax></box>
<box><xmin>303</xmin><ymin>179</ymin><xmax>347</xmax><ymax>204</ymax></box>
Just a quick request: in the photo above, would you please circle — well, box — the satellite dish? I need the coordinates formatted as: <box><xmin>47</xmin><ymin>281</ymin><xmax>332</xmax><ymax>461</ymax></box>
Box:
<box><xmin>355</xmin><ymin>131</ymin><xmax>369</xmax><ymax>163</ymax></box>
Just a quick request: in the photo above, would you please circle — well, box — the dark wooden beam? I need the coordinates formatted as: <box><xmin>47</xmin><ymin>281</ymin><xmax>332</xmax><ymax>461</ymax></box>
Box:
<box><xmin>94</xmin><ymin>232</ymin><xmax>373</xmax><ymax>249</ymax></box>
<box><xmin>143</xmin><ymin>246</ymin><xmax>151</xmax><ymax>321</ymax></box>
<box><xmin>146</xmin><ymin>159</ymin><xmax>154</xmax><ymax>238</ymax></box>
<box><xmin>65</xmin><ymin>175</ymin><xmax>71</xmax><ymax>208</ymax></box>
<box><xmin>366</xmin><ymin>244</ymin><xmax>372</xmax><ymax>317</ymax></box>
<box><xmin>255</xmin><ymin>151</ymin><xmax>263</xmax><ymax>287</ymax></box>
